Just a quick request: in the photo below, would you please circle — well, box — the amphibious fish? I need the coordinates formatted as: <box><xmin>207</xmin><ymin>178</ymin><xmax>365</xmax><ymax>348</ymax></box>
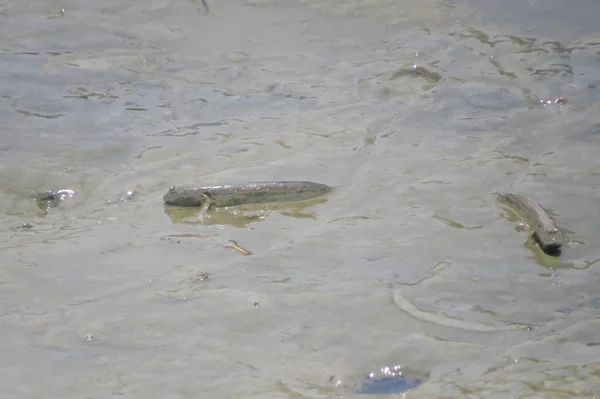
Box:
<box><xmin>163</xmin><ymin>181</ymin><xmax>331</xmax><ymax>209</ymax></box>
<box><xmin>497</xmin><ymin>193</ymin><xmax>566</xmax><ymax>256</ymax></box>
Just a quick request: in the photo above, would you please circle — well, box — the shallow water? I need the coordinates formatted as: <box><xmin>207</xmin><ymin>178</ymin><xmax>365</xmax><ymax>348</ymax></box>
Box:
<box><xmin>1</xmin><ymin>0</ymin><xmax>600</xmax><ymax>397</ymax></box>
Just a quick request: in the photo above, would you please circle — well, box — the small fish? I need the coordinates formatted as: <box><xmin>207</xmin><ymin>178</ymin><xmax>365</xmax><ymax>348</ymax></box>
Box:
<box><xmin>497</xmin><ymin>193</ymin><xmax>566</xmax><ymax>256</ymax></box>
<box><xmin>163</xmin><ymin>181</ymin><xmax>331</xmax><ymax>209</ymax></box>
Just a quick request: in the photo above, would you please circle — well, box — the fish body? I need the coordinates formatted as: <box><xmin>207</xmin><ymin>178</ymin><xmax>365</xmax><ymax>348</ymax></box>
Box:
<box><xmin>497</xmin><ymin>193</ymin><xmax>565</xmax><ymax>255</ymax></box>
<box><xmin>163</xmin><ymin>181</ymin><xmax>331</xmax><ymax>208</ymax></box>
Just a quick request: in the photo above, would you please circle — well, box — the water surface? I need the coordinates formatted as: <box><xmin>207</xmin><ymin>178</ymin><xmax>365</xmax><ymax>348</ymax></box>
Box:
<box><xmin>1</xmin><ymin>0</ymin><xmax>600</xmax><ymax>397</ymax></box>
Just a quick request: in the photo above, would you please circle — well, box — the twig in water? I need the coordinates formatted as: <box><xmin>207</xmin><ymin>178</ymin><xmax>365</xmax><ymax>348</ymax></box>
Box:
<box><xmin>228</xmin><ymin>240</ymin><xmax>252</xmax><ymax>256</ymax></box>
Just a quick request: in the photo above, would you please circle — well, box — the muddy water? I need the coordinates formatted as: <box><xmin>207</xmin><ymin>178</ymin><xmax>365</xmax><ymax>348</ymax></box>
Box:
<box><xmin>1</xmin><ymin>0</ymin><xmax>600</xmax><ymax>397</ymax></box>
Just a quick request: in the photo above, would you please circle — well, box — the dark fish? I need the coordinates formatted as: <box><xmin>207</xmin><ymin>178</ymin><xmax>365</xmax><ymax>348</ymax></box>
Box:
<box><xmin>497</xmin><ymin>193</ymin><xmax>566</xmax><ymax>256</ymax></box>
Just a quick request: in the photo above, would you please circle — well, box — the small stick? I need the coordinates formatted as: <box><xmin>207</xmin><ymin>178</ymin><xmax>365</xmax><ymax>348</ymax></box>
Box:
<box><xmin>228</xmin><ymin>240</ymin><xmax>252</xmax><ymax>256</ymax></box>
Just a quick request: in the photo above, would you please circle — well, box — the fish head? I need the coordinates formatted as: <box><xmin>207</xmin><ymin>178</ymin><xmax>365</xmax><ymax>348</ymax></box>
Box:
<box><xmin>163</xmin><ymin>186</ymin><xmax>208</xmax><ymax>207</ymax></box>
<box><xmin>536</xmin><ymin>226</ymin><xmax>563</xmax><ymax>243</ymax></box>
<box><xmin>533</xmin><ymin>227</ymin><xmax>564</xmax><ymax>256</ymax></box>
